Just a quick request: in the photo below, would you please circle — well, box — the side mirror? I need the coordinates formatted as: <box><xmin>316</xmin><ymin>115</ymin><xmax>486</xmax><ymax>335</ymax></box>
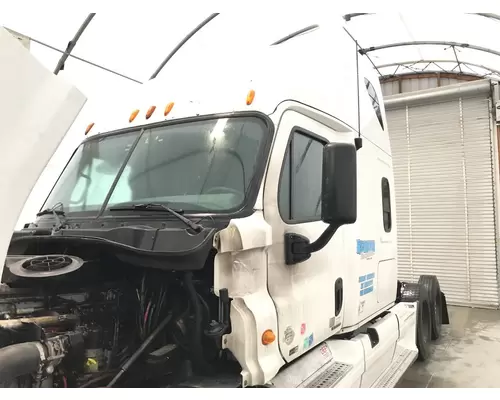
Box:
<box><xmin>321</xmin><ymin>142</ymin><xmax>357</xmax><ymax>225</ymax></box>
<box><xmin>284</xmin><ymin>141</ymin><xmax>358</xmax><ymax>265</ymax></box>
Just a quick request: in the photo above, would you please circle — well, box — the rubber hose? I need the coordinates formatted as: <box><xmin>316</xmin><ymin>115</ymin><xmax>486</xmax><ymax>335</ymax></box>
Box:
<box><xmin>0</xmin><ymin>342</ymin><xmax>43</xmax><ymax>384</ymax></box>
<box><xmin>106</xmin><ymin>313</ymin><xmax>173</xmax><ymax>387</ymax></box>
<box><xmin>183</xmin><ymin>272</ymin><xmax>212</xmax><ymax>374</ymax></box>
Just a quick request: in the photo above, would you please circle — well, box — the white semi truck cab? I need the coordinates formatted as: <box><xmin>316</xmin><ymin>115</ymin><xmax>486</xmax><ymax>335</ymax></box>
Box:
<box><xmin>0</xmin><ymin>20</ymin><xmax>449</xmax><ymax>388</ymax></box>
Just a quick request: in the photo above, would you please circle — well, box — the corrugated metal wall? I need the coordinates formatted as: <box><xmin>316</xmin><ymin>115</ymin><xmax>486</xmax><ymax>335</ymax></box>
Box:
<box><xmin>384</xmin><ymin>79</ymin><xmax>500</xmax><ymax>307</ymax></box>
<box><xmin>381</xmin><ymin>75</ymin><xmax>480</xmax><ymax>97</ymax></box>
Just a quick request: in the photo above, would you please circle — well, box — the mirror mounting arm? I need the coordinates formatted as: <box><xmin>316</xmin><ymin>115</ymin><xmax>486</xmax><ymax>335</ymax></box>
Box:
<box><xmin>284</xmin><ymin>224</ymin><xmax>339</xmax><ymax>265</ymax></box>
<box><xmin>306</xmin><ymin>224</ymin><xmax>339</xmax><ymax>253</ymax></box>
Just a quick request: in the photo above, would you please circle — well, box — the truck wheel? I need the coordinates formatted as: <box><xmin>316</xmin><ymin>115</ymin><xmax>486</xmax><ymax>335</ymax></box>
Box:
<box><xmin>418</xmin><ymin>275</ymin><xmax>442</xmax><ymax>340</ymax></box>
<box><xmin>416</xmin><ymin>288</ymin><xmax>432</xmax><ymax>361</ymax></box>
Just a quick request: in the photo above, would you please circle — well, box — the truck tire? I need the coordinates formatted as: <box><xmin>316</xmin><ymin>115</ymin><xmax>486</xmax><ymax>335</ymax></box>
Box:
<box><xmin>416</xmin><ymin>286</ymin><xmax>432</xmax><ymax>361</ymax></box>
<box><xmin>418</xmin><ymin>275</ymin><xmax>442</xmax><ymax>340</ymax></box>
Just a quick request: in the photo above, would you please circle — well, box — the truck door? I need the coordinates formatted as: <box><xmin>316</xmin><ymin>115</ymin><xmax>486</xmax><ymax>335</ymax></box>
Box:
<box><xmin>263</xmin><ymin>109</ymin><xmax>353</xmax><ymax>362</ymax></box>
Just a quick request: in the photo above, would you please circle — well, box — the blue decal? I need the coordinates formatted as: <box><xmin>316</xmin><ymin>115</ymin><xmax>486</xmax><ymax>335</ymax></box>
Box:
<box><xmin>360</xmin><ymin>280</ymin><xmax>373</xmax><ymax>289</ymax></box>
<box><xmin>360</xmin><ymin>286</ymin><xmax>374</xmax><ymax>296</ymax></box>
<box><xmin>358</xmin><ymin>273</ymin><xmax>375</xmax><ymax>296</ymax></box>
<box><xmin>356</xmin><ymin>239</ymin><xmax>376</xmax><ymax>255</ymax></box>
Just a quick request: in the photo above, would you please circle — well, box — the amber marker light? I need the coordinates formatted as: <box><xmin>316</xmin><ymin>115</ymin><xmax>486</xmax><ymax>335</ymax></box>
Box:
<box><xmin>261</xmin><ymin>329</ymin><xmax>276</xmax><ymax>345</ymax></box>
<box><xmin>164</xmin><ymin>102</ymin><xmax>174</xmax><ymax>117</ymax></box>
<box><xmin>129</xmin><ymin>109</ymin><xmax>140</xmax><ymax>123</ymax></box>
<box><xmin>246</xmin><ymin>89</ymin><xmax>256</xmax><ymax>105</ymax></box>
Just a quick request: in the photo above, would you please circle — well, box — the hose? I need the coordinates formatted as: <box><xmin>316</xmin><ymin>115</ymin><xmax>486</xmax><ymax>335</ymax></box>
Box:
<box><xmin>0</xmin><ymin>314</ymin><xmax>79</xmax><ymax>329</ymax></box>
<box><xmin>80</xmin><ymin>371</ymin><xmax>117</xmax><ymax>388</ymax></box>
<box><xmin>0</xmin><ymin>342</ymin><xmax>43</xmax><ymax>384</ymax></box>
<box><xmin>106</xmin><ymin>312</ymin><xmax>173</xmax><ymax>387</ymax></box>
<box><xmin>183</xmin><ymin>272</ymin><xmax>212</xmax><ymax>374</ymax></box>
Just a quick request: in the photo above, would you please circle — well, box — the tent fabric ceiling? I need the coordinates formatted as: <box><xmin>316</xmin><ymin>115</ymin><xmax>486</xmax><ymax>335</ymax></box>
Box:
<box><xmin>0</xmin><ymin>12</ymin><xmax>341</xmax><ymax>92</ymax></box>
<box><xmin>3</xmin><ymin>12</ymin><xmax>500</xmax><ymax>98</ymax></box>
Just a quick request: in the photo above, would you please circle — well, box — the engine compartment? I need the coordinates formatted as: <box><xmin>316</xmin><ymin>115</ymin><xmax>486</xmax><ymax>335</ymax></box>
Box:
<box><xmin>0</xmin><ymin>250</ymin><xmax>239</xmax><ymax>388</ymax></box>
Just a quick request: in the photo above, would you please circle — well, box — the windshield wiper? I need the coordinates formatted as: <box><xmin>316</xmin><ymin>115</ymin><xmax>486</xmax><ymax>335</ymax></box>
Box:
<box><xmin>109</xmin><ymin>203</ymin><xmax>203</xmax><ymax>233</ymax></box>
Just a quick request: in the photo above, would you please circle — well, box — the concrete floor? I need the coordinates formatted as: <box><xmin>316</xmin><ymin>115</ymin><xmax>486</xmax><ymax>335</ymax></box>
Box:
<box><xmin>396</xmin><ymin>305</ymin><xmax>500</xmax><ymax>388</ymax></box>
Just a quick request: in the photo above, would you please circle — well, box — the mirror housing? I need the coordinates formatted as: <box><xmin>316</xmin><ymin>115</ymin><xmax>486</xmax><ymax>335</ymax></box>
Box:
<box><xmin>321</xmin><ymin>142</ymin><xmax>357</xmax><ymax>225</ymax></box>
<box><xmin>284</xmin><ymin>141</ymin><xmax>358</xmax><ymax>265</ymax></box>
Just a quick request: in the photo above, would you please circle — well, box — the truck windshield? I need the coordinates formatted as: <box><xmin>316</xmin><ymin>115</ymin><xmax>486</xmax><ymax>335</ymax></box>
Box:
<box><xmin>42</xmin><ymin>116</ymin><xmax>270</xmax><ymax>216</ymax></box>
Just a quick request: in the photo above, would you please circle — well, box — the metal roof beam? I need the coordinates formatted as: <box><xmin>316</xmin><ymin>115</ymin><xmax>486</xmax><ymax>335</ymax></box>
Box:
<box><xmin>343</xmin><ymin>13</ymin><xmax>500</xmax><ymax>22</ymax></box>
<box><xmin>470</xmin><ymin>13</ymin><xmax>500</xmax><ymax>22</ymax></box>
<box><xmin>375</xmin><ymin>59</ymin><xmax>500</xmax><ymax>76</ymax></box>
<box><xmin>344</xmin><ymin>12</ymin><xmax>500</xmax><ymax>23</ymax></box>
<box><xmin>149</xmin><ymin>13</ymin><xmax>219</xmax><ymax>80</ymax></box>
<box><xmin>343</xmin><ymin>27</ymin><xmax>382</xmax><ymax>76</ymax></box>
<box><xmin>343</xmin><ymin>13</ymin><xmax>373</xmax><ymax>21</ymax></box>
<box><xmin>381</xmin><ymin>71</ymin><xmax>481</xmax><ymax>80</ymax></box>
<box><xmin>54</xmin><ymin>13</ymin><xmax>95</xmax><ymax>75</ymax></box>
<box><xmin>5</xmin><ymin>26</ymin><xmax>143</xmax><ymax>84</ymax></box>
<box><xmin>431</xmin><ymin>62</ymin><xmax>448</xmax><ymax>73</ymax></box>
<box><xmin>461</xmin><ymin>62</ymin><xmax>480</xmax><ymax>76</ymax></box>
<box><xmin>451</xmin><ymin>46</ymin><xmax>462</xmax><ymax>73</ymax></box>
<box><xmin>271</xmin><ymin>24</ymin><xmax>319</xmax><ymax>46</ymax></box>
<box><xmin>359</xmin><ymin>41</ymin><xmax>500</xmax><ymax>58</ymax></box>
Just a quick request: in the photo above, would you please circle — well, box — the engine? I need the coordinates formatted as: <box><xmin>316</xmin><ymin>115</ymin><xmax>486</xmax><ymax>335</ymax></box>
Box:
<box><xmin>0</xmin><ymin>252</ymin><xmax>237</xmax><ymax>388</ymax></box>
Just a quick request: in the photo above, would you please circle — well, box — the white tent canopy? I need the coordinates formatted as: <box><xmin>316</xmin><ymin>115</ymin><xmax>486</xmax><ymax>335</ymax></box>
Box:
<box><xmin>3</xmin><ymin>12</ymin><xmax>500</xmax><ymax>97</ymax></box>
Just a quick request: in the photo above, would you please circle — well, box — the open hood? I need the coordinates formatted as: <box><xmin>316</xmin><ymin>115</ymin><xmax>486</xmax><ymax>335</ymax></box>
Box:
<box><xmin>0</xmin><ymin>27</ymin><xmax>87</xmax><ymax>280</ymax></box>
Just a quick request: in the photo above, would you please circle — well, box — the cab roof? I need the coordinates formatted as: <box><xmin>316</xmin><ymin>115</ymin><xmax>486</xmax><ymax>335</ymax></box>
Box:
<box><xmin>86</xmin><ymin>21</ymin><xmax>389</xmax><ymax>154</ymax></box>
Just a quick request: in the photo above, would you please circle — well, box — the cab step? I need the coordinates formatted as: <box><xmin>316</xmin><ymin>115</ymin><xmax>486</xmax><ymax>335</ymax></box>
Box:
<box><xmin>303</xmin><ymin>361</ymin><xmax>353</xmax><ymax>388</ymax></box>
<box><xmin>370</xmin><ymin>346</ymin><xmax>418</xmax><ymax>388</ymax></box>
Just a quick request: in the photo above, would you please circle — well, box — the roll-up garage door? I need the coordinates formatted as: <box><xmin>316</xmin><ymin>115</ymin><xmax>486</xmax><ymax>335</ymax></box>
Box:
<box><xmin>385</xmin><ymin>79</ymin><xmax>499</xmax><ymax>307</ymax></box>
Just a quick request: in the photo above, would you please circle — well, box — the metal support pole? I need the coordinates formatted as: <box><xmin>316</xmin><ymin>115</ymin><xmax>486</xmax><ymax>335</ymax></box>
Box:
<box><xmin>54</xmin><ymin>13</ymin><xmax>96</xmax><ymax>75</ymax></box>
<box><xmin>360</xmin><ymin>41</ymin><xmax>500</xmax><ymax>59</ymax></box>
<box><xmin>149</xmin><ymin>13</ymin><xmax>219</xmax><ymax>80</ymax></box>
